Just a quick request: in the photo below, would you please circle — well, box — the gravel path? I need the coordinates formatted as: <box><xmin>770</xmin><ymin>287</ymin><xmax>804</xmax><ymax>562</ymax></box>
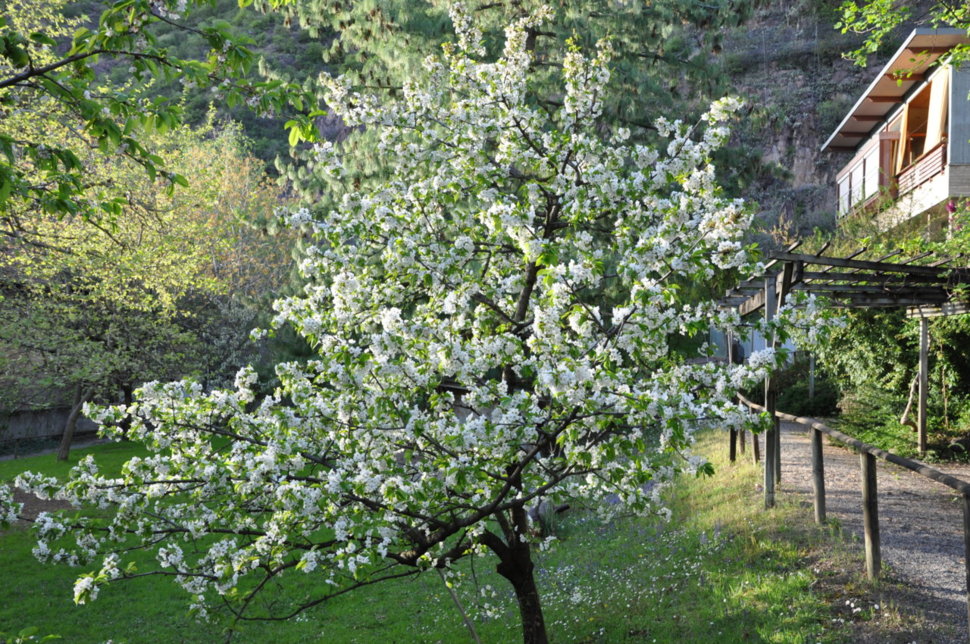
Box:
<box><xmin>775</xmin><ymin>421</ymin><xmax>970</xmax><ymax>642</ymax></box>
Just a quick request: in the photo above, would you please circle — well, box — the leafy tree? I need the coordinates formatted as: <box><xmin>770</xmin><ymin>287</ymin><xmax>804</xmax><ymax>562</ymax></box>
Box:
<box><xmin>837</xmin><ymin>0</ymin><xmax>970</xmax><ymax>66</ymax></box>
<box><xmin>1</xmin><ymin>10</ymin><xmax>785</xmax><ymax>643</ymax></box>
<box><xmin>0</xmin><ymin>120</ymin><xmax>294</xmax><ymax>458</ymax></box>
<box><xmin>0</xmin><ymin>0</ymin><xmax>299</xmax><ymax>225</ymax></box>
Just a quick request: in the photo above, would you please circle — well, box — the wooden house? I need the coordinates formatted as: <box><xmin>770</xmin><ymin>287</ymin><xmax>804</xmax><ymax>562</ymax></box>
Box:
<box><xmin>822</xmin><ymin>28</ymin><xmax>970</xmax><ymax>231</ymax></box>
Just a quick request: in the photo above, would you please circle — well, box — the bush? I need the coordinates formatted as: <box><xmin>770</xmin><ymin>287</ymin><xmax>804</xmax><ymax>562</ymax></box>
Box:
<box><xmin>776</xmin><ymin>377</ymin><xmax>839</xmax><ymax>418</ymax></box>
<box><xmin>770</xmin><ymin>353</ymin><xmax>840</xmax><ymax>418</ymax></box>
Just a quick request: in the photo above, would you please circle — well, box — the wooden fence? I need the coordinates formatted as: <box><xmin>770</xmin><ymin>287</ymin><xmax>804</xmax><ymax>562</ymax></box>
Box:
<box><xmin>736</xmin><ymin>394</ymin><xmax>970</xmax><ymax>640</ymax></box>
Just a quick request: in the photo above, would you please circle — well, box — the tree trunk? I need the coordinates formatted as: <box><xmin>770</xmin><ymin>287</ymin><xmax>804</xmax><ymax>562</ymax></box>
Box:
<box><xmin>120</xmin><ymin>384</ymin><xmax>134</xmax><ymax>437</ymax></box>
<box><xmin>485</xmin><ymin>507</ymin><xmax>549</xmax><ymax>644</ymax></box>
<box><xmin>496</xmin><ymin>544</ymin><xmax>548</xmax><ymax>644</ymax></box>
<box><xmin>57</xmin><ymin>384</ymin><xmax>85</xmax><ymax>461</ymax></box>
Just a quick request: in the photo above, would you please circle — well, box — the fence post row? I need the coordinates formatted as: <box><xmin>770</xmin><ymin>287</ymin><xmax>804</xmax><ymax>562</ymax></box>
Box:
<box><xmin>737</xmin><ymin>352</ymin><xmax>970</xmax><ymax>641</ymax></box>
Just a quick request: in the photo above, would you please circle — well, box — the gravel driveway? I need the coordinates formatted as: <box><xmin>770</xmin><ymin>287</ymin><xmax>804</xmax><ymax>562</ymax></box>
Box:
<box><xmin>776</xmin><ymin>421</ymin><xmax>970</xmax><ymax>642</ymax></box>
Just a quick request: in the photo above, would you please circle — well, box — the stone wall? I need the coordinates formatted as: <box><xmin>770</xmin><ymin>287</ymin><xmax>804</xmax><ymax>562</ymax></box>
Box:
<box><xmin>0</xmin><ymin>408</ymin><xmax>97</xmax><ymax>444</ymax></box>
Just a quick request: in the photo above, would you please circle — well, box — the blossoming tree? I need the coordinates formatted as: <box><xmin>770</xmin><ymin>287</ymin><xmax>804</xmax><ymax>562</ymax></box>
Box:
<box><xmin>1</xmin><ymin>7</ymin><xmax>782</xmax><ymax>643</ymax></box>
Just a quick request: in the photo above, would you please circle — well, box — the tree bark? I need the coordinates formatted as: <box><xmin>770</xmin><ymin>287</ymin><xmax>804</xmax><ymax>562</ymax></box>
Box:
<box><xmin>57</xmin><ymin>384</ymin><xmax>86</xmax><ymax>461</ymax></box>
<box><xmin>496</xmin><ymin>540</ymin><xmax>548</xmax><ymax>644</ymax></box>
<box><xmin>482</xmin><ymin>507</ymin><xmax>549</xmax><ymax>644</ymax></box>
<box><xmin>482</xmin><ymin>512</ymin><xmax>549</xmax><ymax>644</ymax></box>
<box><xmin>120</xmin><ymin>384</ymin><xmax>134</xmax><ymax>437</ymax></box>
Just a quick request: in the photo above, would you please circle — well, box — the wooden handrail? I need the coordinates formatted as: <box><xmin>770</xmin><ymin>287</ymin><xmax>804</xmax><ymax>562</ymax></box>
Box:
<box><xmin>897</xmin><ymin>141</ymin><xmax>947</xmax><ymax>196</ymax></box>
<box><xmin>737</xmin><ymin>381</ymin><xmax>970</xmax><ymax>640</ymax></box>
<box><xmin>737</xmin><ymin>394</ymin><xmax>970</xmax><ymax>496</ymax></box>
<box><xmin>900</xmin><ymin>139</ymin><xmax>947</xmax><ymax>173</ymax></box>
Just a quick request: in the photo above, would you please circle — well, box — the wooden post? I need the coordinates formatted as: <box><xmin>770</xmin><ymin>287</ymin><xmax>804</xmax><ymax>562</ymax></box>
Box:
<box><xmin>962</xmin><ymin>494</ymin><xmax>970</xmax><ymax>635</ymax></box>
<box><xmin>919</xmin><ymin>317</ymin><xmax>929</xmax><ymax>455</ymax></box>
<box><xmin>861</xmin><ymin>452</ymin><xmax>881</xmax><ymax>579</ymax></box>
<box><xmin>775</xmin><ymin>418</ymin><xmax>782</xmax><ymax>485</ymax></box>
<box><xmin>812</xmin><ymin>427</ymin><xmax>826</xmax><ymax>524</ymax></box>
<box><xmin>728</xmin><ymin>333</ymin><xmax>737</xmax><ymax>463</ymax></box>
<box><xmin>728</xmin><ymin>332</ymin><xmax>746</xmax><ymax>456</ymax></box>
<box><xmin>764</xmin><ymin>277</ymin><xmax>777</xmax><ymax>509</ymax></box>
<box><xmin>764</xmin><ymin>406</ymin><xmax>775</xmax><ymax>509</ymax></box>
<box><xmin>746</xmin><ymin>396</ymin><xmax>759</xmax><ymax>464</ymax></box>
<box><xmin>774</xmin><ymin>267</ymin><xmax>792</xmax><ymax>486</ymax></box>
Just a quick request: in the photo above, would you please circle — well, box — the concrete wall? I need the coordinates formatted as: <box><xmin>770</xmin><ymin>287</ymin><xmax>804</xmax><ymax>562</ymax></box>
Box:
<box><xmin>0</xmin><ymin>408</ymin><xmax>97</xmax><ymax>443</ymax></box>
<box><xmin>949</xmin><ymin>163</ymin><xmax>970</xmax><ymax>196</ymax></box>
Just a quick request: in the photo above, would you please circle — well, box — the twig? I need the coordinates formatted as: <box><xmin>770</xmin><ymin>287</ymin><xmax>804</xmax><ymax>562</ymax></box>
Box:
<box><xmin>437</xmin><ymin>567</ymin><xmax>482</xmax><ymax>644</ymax></box>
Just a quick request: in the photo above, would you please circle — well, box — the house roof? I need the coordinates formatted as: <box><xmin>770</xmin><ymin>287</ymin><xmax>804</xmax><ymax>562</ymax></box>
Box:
<box><xmin>820</xmin><ymin>28</ymin><xmax>970</xmax><ymax>153</ymax></box>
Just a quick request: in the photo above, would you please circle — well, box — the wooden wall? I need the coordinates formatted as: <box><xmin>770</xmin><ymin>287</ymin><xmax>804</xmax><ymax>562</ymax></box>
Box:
<box><xmin>950</xmin><ymin>66</ymin><xmax>970</xmax><ymax>166</ymax></box>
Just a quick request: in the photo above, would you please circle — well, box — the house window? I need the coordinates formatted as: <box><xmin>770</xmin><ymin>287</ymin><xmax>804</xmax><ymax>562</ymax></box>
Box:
<box><xmin>896</xmin><ymin>69</ymin><xmax>949</xmax><ymax>172</ymax></box>
<box><xmin>864</xmin><ymin>147</ymin><xmax>879</xmax><ymax>199</ymax></box>
<box><xmin>904</xmin><ymin>85</ymin><xmax>930</xmax><ymax>164</ymax></box>
<box><xmin>850</xmin><ymin>161</ymin><xmax>865</xmax><ymax>205</ymax></box>
<box><xmin>838</xmin><ymin>142</ymin><xmax>882</xmax><ymax>216</ymax></box>
<box><xmin>838</xmin><ymin>176</ymin><xmax>850</xmax><ymax>215</ymax></box>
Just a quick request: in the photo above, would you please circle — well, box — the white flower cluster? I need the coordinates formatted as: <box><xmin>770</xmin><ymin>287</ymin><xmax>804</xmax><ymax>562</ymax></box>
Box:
<box><xmin>0</xmin><ymin>485</ymin><xmax>22</xmax><ymax>526</ymax></box>
<box><xmin>149</xmin><ymin>0</ymin><xmax>188</xmax><ymax>20</ymax></box>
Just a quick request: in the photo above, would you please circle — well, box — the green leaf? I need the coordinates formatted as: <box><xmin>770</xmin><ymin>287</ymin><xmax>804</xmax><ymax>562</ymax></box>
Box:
<box><xmin>0</xmin><ymin>174</ymin><xmax>13</xmax><ymax>205</ymax></box>
<box><xmin>29</xmin><ymin>32</ymin><xmax>57</xmax><ymax>47</ymax></box>
<box><xmin>3</xmin><ymin>41</ymin><xmax>29</xmax><ymax>68</ymax></box>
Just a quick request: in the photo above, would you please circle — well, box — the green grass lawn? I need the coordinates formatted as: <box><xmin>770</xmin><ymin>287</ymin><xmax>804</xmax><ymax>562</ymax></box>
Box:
<box><xmin>1</xmin><ymin>435</ymin><xmax>872</xmax><ymax>643</ymax></box>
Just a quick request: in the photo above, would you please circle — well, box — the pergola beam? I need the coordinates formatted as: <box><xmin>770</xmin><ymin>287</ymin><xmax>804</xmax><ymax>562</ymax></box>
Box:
<box><xmin>791</xmin><ymin>284</ymin><xmax>949</xmax><ymax>295</ymax></box>
<box><xmin>800</xmin><ymin>271</ymin><xmax>949</xmax><ymax>284</ymax></box>
<box><xmin>770</xmin><ymin>251</ymin><xmax>953</xmax><ymax>278</ymax></box>
<box><xmin>722</xmin><ymin>250</ymin><xmax>969</xmax><ymax>463</ymax></box>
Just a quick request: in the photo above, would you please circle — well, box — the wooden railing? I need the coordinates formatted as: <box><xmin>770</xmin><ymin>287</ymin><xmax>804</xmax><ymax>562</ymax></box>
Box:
<box><xmin>897</xmin><ymin>141</ymin><xmax>947</xmax><ymax>196</ymax></box>
<box><xmin>737</xmin><ymin>394</ymin><xmax>970</xmax><ymax>640</ymax></box>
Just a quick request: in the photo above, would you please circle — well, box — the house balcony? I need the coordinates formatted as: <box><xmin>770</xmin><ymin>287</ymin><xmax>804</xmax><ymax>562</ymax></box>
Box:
<box><xmin>873</xmin><ymin>144</ymin><xmax>970</xmax><ymax>232</ymax></box>
<box><xmin>897</xmin><ymin>142</ymin><xmax>946</xmax><ymax>196</ymax></box>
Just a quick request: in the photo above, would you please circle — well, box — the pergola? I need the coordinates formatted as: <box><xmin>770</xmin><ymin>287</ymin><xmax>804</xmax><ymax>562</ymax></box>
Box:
<box><xmin>718</xmin><ymin>244</ymin><xmax>970</xmax><ymax>507</ymax></box>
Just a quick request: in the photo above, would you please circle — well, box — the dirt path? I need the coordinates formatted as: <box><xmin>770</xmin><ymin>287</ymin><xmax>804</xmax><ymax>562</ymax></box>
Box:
<box><xmin>775</xmin><ymin>421</ymin><xmax>970</xmax><ymax>642</ymax></box>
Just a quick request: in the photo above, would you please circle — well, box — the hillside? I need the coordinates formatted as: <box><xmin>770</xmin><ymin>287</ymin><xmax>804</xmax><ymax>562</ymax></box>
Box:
<box><xmin>721</xmin><ymin>2</ymin><xmax>873</xmax><ymax>245</ymax></box>
<box><xmin>56</xmin><ymin>0</ymin><xmax>907</xmax><ymax>222</ymax></box>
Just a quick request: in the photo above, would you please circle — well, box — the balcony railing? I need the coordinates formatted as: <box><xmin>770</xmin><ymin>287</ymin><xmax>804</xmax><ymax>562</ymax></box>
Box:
<box><xmin>897</xmin><ymin>141</ymin><xmax>946</xmax><ymax>196</ymax></box>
